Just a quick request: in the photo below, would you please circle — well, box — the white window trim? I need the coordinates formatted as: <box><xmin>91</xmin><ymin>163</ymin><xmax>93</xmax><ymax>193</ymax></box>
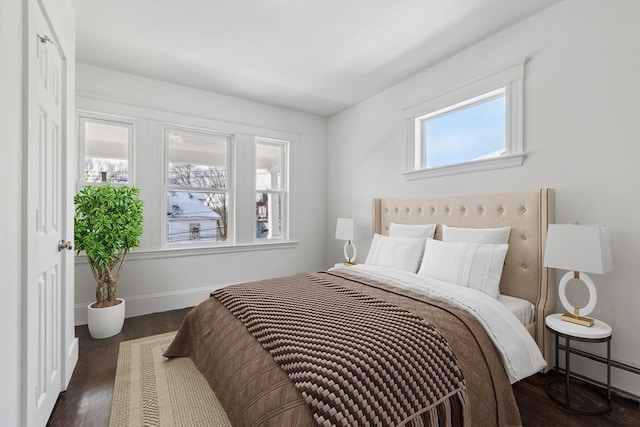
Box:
<box><xmin>403</xmin><ymin>57</ymin><xmax>527</xmax><ymax>180</ymax></box>
<box><xmin>75</xmin><ymin>240</ymin><xmax>300</xmax><ymax>264</ymax></box>
<box><xmin>76</xmin><ymin>110</ymin><xmax>137</xmax><ymax>189</ymax></box>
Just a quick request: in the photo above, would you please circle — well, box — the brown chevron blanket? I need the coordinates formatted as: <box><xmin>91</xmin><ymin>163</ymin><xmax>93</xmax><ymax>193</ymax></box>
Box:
<box><xmin>165</xmin><ymin>272</ymin><xmax>522</xmax><ymax>426</ymax></box>
<box><xmin>212</xmin><ymin>273</ymin><xmax>470</xmax><ymax>427</ymax></box>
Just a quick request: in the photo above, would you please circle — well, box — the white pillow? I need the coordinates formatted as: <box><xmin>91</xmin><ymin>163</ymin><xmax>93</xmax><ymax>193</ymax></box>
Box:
<box><xmin>417</xmin><ymin>238</ymin><xmax>509</xmax><ymax>299</ymax></box>
<box><xmin>442</xmin><ymin>225</ymin><xmax>511</xmax><ymax>244</ymax></box>
<box><xmin>388</xmin><ymin>222</ymin><xmax>436</xmax><ymax>239</ymax></box>
<box><xmin>364</xmin><ymin>234</ymin><xmax>427</xmax><ymax>273</ymax></box>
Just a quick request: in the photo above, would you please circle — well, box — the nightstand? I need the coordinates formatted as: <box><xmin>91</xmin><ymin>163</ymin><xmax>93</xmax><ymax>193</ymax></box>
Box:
<box><xmin>545</xmin><ymin>313</ymin><xmax>612</xmax><ymax>415</ymax></box>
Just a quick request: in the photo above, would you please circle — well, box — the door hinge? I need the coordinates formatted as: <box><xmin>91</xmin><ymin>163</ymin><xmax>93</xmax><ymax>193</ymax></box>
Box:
<box><xmin>36</xmin><ymin>34</ymin><xmax>52</xmax><ymax>59</ymax></box>
<box><xmin>37</xmin><ymin>34</ymin><xmax>52</xmax><ymax>45</ymax></box>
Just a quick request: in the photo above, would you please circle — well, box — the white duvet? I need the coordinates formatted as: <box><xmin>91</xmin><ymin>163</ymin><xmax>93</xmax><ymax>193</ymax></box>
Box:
<box><xmin>330</xmin><ymin>264</ymin><xmax>546</xmax><ymax>384</ymax></box>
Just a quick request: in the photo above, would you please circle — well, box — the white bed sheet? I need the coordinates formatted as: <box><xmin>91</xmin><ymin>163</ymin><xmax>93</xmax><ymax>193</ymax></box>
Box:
<box><xmin>330</xmin><ymin>264</ymin><xmax>545</xmax><ymax>384</ymax></box>
<box><xmin>498</xmin><ymin>294</ymin><xmax>535</xmax><ymax>326</ymax></box>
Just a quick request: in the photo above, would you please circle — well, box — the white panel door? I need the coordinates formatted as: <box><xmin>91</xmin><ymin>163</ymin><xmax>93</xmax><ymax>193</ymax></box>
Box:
<box><xmin>24</xmin><ymin>3</ymin><xmax>68</xmax><ymax>426</ymax></box>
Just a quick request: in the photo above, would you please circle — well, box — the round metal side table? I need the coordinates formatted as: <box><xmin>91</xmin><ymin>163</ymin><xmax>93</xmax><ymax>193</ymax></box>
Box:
<box><xmin>545</xmin><ymin>313</ymin><xmax>612</xmax><ymax>415</ymax></box>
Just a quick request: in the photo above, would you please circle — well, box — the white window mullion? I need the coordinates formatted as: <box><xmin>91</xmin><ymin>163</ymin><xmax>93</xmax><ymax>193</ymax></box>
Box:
<box><xmin>139</xmin><ymin>118</ymin><xmax>162</xmax><ymax>250</ymax></box>
<box><xmin>235</xmin><ymin>133</ymin><xmax>255</xmax><ymax>244</ymax></box>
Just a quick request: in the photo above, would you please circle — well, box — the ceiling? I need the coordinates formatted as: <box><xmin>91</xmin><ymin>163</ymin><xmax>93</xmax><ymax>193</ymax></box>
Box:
<box><xmin>72</xmin><ymin>0</ymin><xmax>558</xmax><ymax>117</ymax></box>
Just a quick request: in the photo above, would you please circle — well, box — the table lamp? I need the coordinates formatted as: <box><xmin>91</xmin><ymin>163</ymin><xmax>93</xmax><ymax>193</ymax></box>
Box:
<box><xmin>543</xmin><ymin>223</ymin><xmax>612</xmax><ymax>327</ymax></box>
<box><xmin>335</xmin><ymin>217</ymin><xmax>356</xmax><ymax>265</ymax></box>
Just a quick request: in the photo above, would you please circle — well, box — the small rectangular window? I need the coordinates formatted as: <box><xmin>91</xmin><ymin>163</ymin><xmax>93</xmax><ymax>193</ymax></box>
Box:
<box><xmin>405</xmin><ymin>58</ymin><xmax>526</xmax><ymax>180</ymax></box>
<box><xmin>166</xmin><ymin>128</ymin><xmax>232</xmax><ymax>245</ymax></box>
<box><xmin>78</xmin><ymin>115</ymin><xmax>134</xmax><ymax>184</ymax></box>
<box><xmin>419</xmin><ymin>88</ymin><xmax>505</xmax><ymax>169</ymax></box>
<box><xmin>189</xmin><ymin>223</ymin><xmax>201</xmax><ymax>240</ymax></box>
<box><xmin>255</xmin><ymin>139</ymin><xmax>287</xmax><ymax>240</ymax></box>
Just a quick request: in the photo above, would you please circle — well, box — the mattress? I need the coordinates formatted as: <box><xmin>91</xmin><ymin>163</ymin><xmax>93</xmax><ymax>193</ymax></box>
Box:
<box><xmin>499</xmin><ymin>294</ymin><xmax>535</xmax><ymax>326</ymax></box>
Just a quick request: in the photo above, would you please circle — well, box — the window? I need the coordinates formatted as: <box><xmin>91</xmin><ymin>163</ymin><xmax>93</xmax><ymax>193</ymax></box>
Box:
<box><xmin>77</xmin><ymin>98</ymin><xmax>298</xmax><ymax>255</ymax></box>
<box><xmin>255</xmin><ymin>139</ymin><xmax>287</xmax><ymax>240</ymax></box>
<box><xmin>165</xmin><ymin>128</ymin><xmax>232</xmax><ymax>245</ymax></box>
<box><xmin>419</xmin><ymin>88</ymin><xmax>505</xmax><ymax>168</ymax></box>
<box><xmin>77</xmin><ymin>113</ymin><xmax>134</xmax><ymax>185</ymax></box>
<box><xmin>405</xmin><ymin>58</ymin><xmax>525</xmax><ymax>179</ymax></box>
<box><xmin>189</xmin><ymin>223</ymin><xmax>201</xmax><ymax>240</ymax></box>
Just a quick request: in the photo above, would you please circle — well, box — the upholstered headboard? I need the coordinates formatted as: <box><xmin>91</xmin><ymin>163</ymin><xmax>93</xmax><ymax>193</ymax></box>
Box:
<box><xmin>372</xmin><ymin>189</ymin><xmax>556</xmax><ymax>367</ymax></box>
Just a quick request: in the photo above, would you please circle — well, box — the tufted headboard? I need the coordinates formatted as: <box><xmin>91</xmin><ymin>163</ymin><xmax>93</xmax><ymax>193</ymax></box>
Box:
<box><xmin>373</xmin><ymin>189</ymin><xmax>556</xmax><ymax>367</ymax></box>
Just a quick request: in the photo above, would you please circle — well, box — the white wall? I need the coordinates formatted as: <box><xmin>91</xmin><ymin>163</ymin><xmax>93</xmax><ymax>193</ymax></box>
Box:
<box><xmin>74</xmin><ymin>64</ymin><xmax>328</xmax><ymax>323</ymax></box>
<box><xmin>327</xmin><ymin>0</ymin><xmax>640</xmax><ymax>395</ymax></box>
<box><xmin>0</xmin><ymin>2</ymin><xmax>24</xmax><ymax>426</ymax></box>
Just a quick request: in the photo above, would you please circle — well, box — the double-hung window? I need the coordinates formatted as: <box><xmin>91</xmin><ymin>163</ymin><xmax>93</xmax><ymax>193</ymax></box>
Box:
<box><xmin>405</xmin><ymin>58</ymin><xmax>526</xmax><ymax>179</ymax></box>
<box><xmin>165</xmin><ymin>127</ymin><xmax>233</xmax><ymax>245</ymax></box>
<box><xmin>77</xmin><ymin>113</ymin><xmax>134</xmax><ymax>185</ymax></box>
<box><xmin>255</xmin><ymin>138</ymin><xmax>288</xmax><ymax>240</ymax></box>
<box><xmin>77</xmin><ymin>99</ymin><xmax>297</xmax><ymax>254</ymax></box>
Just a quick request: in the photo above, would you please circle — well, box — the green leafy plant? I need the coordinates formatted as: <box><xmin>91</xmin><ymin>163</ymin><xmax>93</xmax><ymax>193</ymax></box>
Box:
<box><xmin>74</xmin><ymin>184</ymin><xmax>144</xmax><ymax>308</ymax></box>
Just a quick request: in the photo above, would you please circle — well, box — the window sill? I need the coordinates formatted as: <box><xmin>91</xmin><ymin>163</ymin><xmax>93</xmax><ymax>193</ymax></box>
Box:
<box><xmin>75</xmin><ymin>240</ymin><xmax>299</xmax><ymax>264</ymax></box>
<box><xmin>403</xmin><ymin>153</ymin><xmax>525</xmax><ymax>181</ymax></box>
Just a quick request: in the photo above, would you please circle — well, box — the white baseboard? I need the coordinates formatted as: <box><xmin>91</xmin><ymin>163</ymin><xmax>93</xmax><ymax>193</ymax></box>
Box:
<box><xmin>74</xmin><ymin>284</ymin><xmax>228</xmax><ymax>326</ymax></box>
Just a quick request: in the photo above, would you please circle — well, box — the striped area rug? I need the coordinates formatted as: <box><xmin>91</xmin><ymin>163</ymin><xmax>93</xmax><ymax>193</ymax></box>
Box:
<box><xmin>109</xmin><ymin>332</ymin><xmax>231</xmax><ymax>427</ymax></box>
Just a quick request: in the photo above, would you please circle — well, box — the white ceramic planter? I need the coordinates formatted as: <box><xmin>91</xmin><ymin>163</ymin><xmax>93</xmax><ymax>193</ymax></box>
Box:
<box><xmin>87</xmin><ymin>298</ymin><xmax>126</xmax><ymax>339</ymax></box>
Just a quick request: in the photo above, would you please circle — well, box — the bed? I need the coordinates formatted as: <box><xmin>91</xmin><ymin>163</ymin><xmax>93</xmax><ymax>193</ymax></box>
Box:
<box><xmin>165</xmin><ymin>189</ymin><xmax>556</xmax><ymax>427</ymax></box>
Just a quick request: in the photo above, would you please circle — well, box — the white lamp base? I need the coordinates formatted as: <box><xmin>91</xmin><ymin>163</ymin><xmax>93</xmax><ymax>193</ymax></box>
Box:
<box><xmin>343</xmin><ymin>240</ymin><xmax>357</xmax><ymax>264</ymax></box>
<box><xmin>558</xmin><ymin>271</ymin><xmax>597</xmax><ymax>327</ymax></box>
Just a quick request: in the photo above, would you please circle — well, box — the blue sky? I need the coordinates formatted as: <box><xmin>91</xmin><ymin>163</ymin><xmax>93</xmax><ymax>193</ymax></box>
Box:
<box><xmin>425</xmin><ymin>97</ymin><xmax>505</xmax><ymax>168</ymax></box>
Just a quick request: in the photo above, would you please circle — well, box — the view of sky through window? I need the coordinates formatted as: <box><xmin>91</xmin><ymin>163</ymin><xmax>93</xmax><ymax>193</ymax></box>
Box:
<box><xmin>424</xmin><ymin>96</ymin><xmax>505</xmax><ymax>168</ymax></box>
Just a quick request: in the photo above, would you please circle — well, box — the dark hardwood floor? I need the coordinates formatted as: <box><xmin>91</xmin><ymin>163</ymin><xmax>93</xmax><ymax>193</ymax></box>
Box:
<box><xmin>513</xmin><ymin>373</ymin><xmax>639</xmax><ymax>426</ymax></box>
<box><xmin>48</xmin><ymin>308</ymin><xmax>639</xmax><ymax>427</ymax></box>
<box><xmin>47</xmin><ymin>307</ymin><xmax>191</xmax><ymax>427</ymax></box>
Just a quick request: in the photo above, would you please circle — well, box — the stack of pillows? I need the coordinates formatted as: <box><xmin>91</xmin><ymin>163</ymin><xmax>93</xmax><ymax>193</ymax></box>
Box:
<box><xmin>364</xmin><ymin>223</ymin><xmax>511</xmax><ymax>299</ymax></box>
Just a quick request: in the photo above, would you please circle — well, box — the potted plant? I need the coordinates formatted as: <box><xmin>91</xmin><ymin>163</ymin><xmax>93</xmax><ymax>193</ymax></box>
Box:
<box><xmin>74</xmin><ymin>184</ymin><xmax>144</xmax><ymax>339</ymax></box>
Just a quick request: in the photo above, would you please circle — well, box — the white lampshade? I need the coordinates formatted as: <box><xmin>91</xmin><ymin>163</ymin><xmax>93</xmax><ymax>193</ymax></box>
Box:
<box><xmin>543</xmin><ymin>224</ymin><xmax>612</xmax><ymax>274</ymax></box>
<box><xmin>335</xmin><ymin>217</ymin><xmax>354</xmax><ymax>241</ymax></box>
